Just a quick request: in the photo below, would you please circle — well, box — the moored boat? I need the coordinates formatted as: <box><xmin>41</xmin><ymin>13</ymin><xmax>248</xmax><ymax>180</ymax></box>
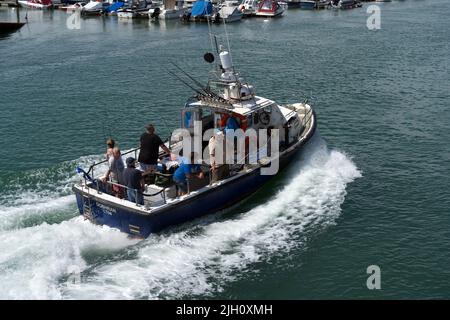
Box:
<box><xmin>299</xmin><ymin>0</ymin><xmax>315</xmax><ymax>9</ymax></box>
<box><xmin>61</xmin><ymin>2</ymin><xmax>86</xmax><ymax>11</ymax></box>
<box><xmin>81</xmin><ymin>0</ymin><xmax>104</xmax><ymax>15</ymax></box>
<box><xmin>149</xmin><ymin>0</ymin><xmax>187</xmax><ymax>20</ymax></box>
<box><xmin>315</xmin><ymin>0</ymin><xmax>330</xmax><ymax>9</ymax></box>
<box><xmin>282</xmin><ymin>0</ymin><xmax>301</xmax><ymax>9</ymax></box>
<box><xmin>72</xmin><ymin>41</ymin><xmax>316</xmax><ymax>238</ymax></box>
<box><xmin>330</xmin><ymin>0</ymin><xmax>361</xmax><ymax>9</ymax></box>
<box><xmin>215</xmin><ymin>0</ymin><xmax>243</xmax><ymax>23</ymax></box>
<box><xmin>180</xmin><ymin>0</ymin><xmax>218</xmax><ymax>22</ymax></box>
<box><xmin>254</xmin><ymin>0</ymin><xmax>284</xmax><ymax>17</ymax></box>
<box><xmin>117</xmin><ymin>0</ymin><xmax>155</xmax><ymax>18</ymax></box>
<box><xmin>104</xmin><ymin>1</ymin><xmax>125</xmax><ymax>15</ymax></box>
<box><xmin>238</xmin><ymin>0</ymin><xmax>258</xmax><ymax>17</ymax></box>
<box><xmin>0</xmin><ymin>22</ymin><xmax>26</xmax><ymax>36</ymax></box>
<box><xmin>18</xmin><ymin>0</ymin><xmax>53</xmax><ymax>9</ymax></box>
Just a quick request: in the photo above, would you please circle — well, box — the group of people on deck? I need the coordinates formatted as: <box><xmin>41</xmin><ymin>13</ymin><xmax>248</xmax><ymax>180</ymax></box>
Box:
<box><xmin>102</xmin><ymin>123</ymin><xmax>211</xmax><ymax>205</ymax></box>
<box><xmin>101</xmin><ymin>114</ymin><xmax>243</xmax><ymax>205</ymax></box>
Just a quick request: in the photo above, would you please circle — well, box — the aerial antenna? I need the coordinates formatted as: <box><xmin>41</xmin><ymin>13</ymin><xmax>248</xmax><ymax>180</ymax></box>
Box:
<box><xmin>205</xmin><ymin>1</ymin><xmax>215</xmax><ymax>54</ymax></box>
<box><xmin>222</xmin><ymin>18</ymin><xmax>233</xmax><ymax>69</ymax></box>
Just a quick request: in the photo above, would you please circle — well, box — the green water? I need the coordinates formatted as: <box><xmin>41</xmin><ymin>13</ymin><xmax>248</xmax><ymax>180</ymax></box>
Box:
<box><xmin>0</xmin><ymin>0</ymin><xmax>449</xmax><ymax>299</ymax></box>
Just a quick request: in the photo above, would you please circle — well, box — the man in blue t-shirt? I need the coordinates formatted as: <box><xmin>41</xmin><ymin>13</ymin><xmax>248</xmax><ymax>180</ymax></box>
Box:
<box><xmin>173</xmin><ymin>153</ymin><xmax>204</xmax><ymax>196</ymax></box>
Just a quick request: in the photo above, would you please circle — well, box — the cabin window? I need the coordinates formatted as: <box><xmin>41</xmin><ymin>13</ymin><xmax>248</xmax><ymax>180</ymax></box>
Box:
<box><xmin>247</xmin><ymin>115</ymin><xmax>253</xmax><ymax>127</ymax></box>
<box><xmin>201</xmin><ymin>108</ymin><xmax>212</xmax><ymax>119</ymax></box>
<box><xmin>182</xmin><ymin>110</ymin><xmax>199</xmax><ymax>128</ymax></box>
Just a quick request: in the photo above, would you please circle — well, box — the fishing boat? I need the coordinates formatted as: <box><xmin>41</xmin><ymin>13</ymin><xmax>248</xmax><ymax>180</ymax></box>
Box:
<box><xmin>18</xmin><ymin>0</ymin><xmax>53</xmax><ymax>9</ymax></box>
<box><xmin>254</xmin><ymin>0</ymin><xmax>284</xmax><ymax>17</ymax></box>
<box><xmin>215</xmin><ymin>0</ymin><xmax>243</xmax><ymax>23</ymax></box>
<box><xmin>299</xmin><ymin>0</ymin><xmax>315</xmax><ymax>9</ymax></box>
<box><xmin>149</xmin><ymin>0</ymin><xmax>187</xmax><ymax>20</ymax></box>
<box><xmin>72</xmin><ymin>40</ymin><xmax>316</xmax><ymax>238</ymax></box>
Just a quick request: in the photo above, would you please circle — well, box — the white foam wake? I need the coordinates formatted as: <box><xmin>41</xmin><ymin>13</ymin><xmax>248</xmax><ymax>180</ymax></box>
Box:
<box><xmin>61</xmin><ymin>136</ymin><xmax>361</xmax><ymax>299</ymax></box>
<box><xmin>0</xmin><ymin>136</ymin><xmax>361</xmax><ymax>299</ymax></box>
<box><xmin>0</xmin><ymin>154</ymin><xmax>106</xmax><ymax>231</ymax></box>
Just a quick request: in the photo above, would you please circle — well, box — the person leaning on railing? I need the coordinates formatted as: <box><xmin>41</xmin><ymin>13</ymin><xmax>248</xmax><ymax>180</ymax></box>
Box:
<box><xmin>101</xmin><ymin>147</ymin><xmax>125</xmax><ymax>199</ymax></box>
<box><xmin>123</xmin><ymin>157</ymin><xmax>145</xmax><ymax>205</ymax></box>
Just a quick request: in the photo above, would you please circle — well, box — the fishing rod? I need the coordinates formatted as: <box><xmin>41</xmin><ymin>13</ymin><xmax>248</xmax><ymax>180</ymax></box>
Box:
<box><xmin>169</xmin><ymin>61</ymin><xmax>215</xmax><ymax>97</ymax></box>
<box><xmin>167</xmin><ymin>70</ymin><xmax>206</xmax><ymax>97</ymax></box>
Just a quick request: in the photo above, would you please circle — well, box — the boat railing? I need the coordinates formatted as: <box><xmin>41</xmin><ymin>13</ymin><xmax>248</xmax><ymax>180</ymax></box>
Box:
<box><xmin>103</xmin><ymin>175</ymin><xmax>171</xmax><ymax>206</ymax></box>
<box><xmin>186</xmin><ymin>163</ymin><xmax>214</xmax><ymax>194</ymax></box>
<box><xmin>87</xmin><ymin>136</ymin><xmax>173</xmax><ymax>181</ymax></box>
<box><xmin>87</xmin><ymin>147</ymin><xmax>141</xmax><ymax>181</ymax></box>
<box><xmin>301</xmin><ymin>105</ymin><xmax>314</xmax><ymax>131</ymax></box>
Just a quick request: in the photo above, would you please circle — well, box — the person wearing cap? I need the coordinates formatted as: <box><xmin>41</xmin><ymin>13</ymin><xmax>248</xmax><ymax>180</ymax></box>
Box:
<box><xmin>138</xmin><ymin>124</ymin><xmax>171</xmax><ymax>173</ymax></box>
<box><xmin>123</xmin><ymin>157</ymin><xmax>145</xmax><ymax>205</ymax></box>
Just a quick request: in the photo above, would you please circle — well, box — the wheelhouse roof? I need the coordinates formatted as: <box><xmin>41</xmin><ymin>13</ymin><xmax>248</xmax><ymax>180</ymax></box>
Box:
<box><xmin>186</xmin><ymin>95</ymin><xmax>276</xmax><ymax>116</ymax></box>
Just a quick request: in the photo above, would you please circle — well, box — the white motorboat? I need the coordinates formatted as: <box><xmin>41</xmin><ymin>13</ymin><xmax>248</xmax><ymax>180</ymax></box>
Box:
<box><xmin>61</xmin><ymin>2</ymin><xmax>86</xmax><ymax>11</ymax></box>
<box><xmin>254</xmin><ymin>0</ymin><xmax>284</xmax><ymax>17</ymax></box>
<box><xmin>149</xmin><ymin>0</ymin><xmax>187</xmax><ymax>20</ymax></box>
<box><xmin>18</xmin><ymin>0</ymin><xmax>53</xmax><ymax>9</ymax></box>
<box><xmin>81</xmin><ymin>0</ymin><xmax>104</xmax><ymax>15</ymax></box>
<box><xmin>330</xmin><ymin>0</ymin><xmax>361</xmax><ymax>9</ymax></box>
<box><xmin>117</xmin><ymin>0</ymin><xmax>155</xmax><ymax>18</ymax></box>
<box><xmin>316</xmin><ymin>0</ymin><xmax>330</xmax><ymax>9</ymax></box>
<box><xmin>238</xmin><ymin>0</ymin><xmax>258</xmax><ymax>17</ymax></box>
<box><xmin>215</xmin><ymin>0</ymin><xmax>243</xmax><ymax>23</ymax></box>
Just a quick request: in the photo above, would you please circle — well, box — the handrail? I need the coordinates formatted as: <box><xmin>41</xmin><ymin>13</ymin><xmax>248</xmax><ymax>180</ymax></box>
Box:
<box><xmin>103</xmin><ymin>179</ymin><xmax>168</xmax><ymax>205</ymax></box>
<box><xmin>301</xmin><ymin>107</ymin><xmax>313</xmax><ymax>129</ymax></box>
<box><xmin>87</xmin><ymin>147</ymin><xmax>140</xmax><ymax>177</ymax></box>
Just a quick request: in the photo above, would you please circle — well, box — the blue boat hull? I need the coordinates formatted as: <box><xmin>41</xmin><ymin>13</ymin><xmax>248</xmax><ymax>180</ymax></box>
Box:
<box><xmin>286</xmin><ymin>1</ymin><xmax>301</xmax><ymax>8</ymax></box>
<box><xmin>300</xmin><ymin>1</ymin><xmax>316</xmax><ymax>9</ymax></box>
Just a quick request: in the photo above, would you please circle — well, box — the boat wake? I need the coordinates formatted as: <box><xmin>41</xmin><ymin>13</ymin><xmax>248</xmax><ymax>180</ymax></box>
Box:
<box><xmin>0</xmin><ymin>154</ymin><xmax>105</xmax><ymax>231</ymax></box>
<box><xmin>0</xmin><ymin>135</ymin><xmax>361</xmax><ymax>299</ymax></box>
